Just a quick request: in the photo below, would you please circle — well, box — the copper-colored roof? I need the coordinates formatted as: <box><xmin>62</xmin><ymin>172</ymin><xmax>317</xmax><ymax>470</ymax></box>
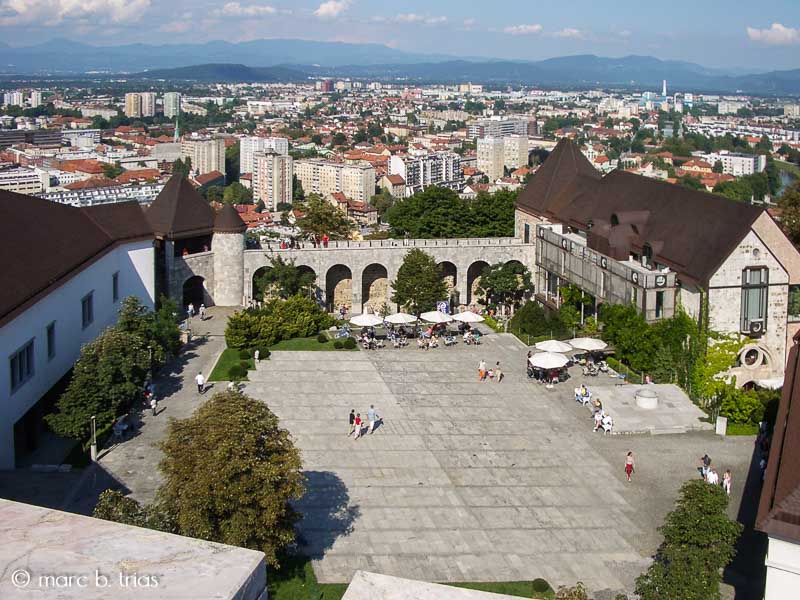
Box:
<box><xmin>214</xmin><ymin>203</ymin><xmax>247</xmax><ymax>233</ymax></box>
<box><xmin>146</xmin><ymin>174</ymin><xmax>215</xmax><ymax>239</ymax></box>
<box><xmin>758</xmin><ymin>335</ymin><xmax>800</xmax><ymax>543</ymax></box>
<box><xmin>0</xmin><ymin>192</ymin><xmax>152</xmax><ymax>325</ymax></box>
<box><xmin>516</xmin><ymin>138</ymin><xmax>763</xmax><ymax>285</ymax></box>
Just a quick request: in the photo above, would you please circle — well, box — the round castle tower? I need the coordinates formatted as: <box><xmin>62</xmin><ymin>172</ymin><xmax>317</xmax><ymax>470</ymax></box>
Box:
<box><xmin>212</xmin><ymin>203</ymin><xmax>247</xmax><ymax>306</ymax></box>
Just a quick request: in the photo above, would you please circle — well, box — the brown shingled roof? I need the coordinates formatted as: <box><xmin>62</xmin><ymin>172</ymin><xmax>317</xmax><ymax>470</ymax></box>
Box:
<box><xmin>758</xmin><ymin>336</ymin><xmax>800</xmax><ymax>544</ymax></box>
<box><xmin>0</xmin><ymin>192</ymin><xmax>152</xmax><ymax>325</ymax></box>
<box><xmin>146</xmin><ymin>174</ymin><xmax>215</xmax><ymax>239</ymax></box>
<box><xmin>214</xmin><ymin>203</ymin><xmax>247</xmax><ymax>233</ymax></box>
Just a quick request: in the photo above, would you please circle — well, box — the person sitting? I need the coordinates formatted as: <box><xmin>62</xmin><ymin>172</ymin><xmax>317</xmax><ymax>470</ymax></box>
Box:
<box><xmin>417</xmin><ymin>338</ymin><xmax>427</xmax><ymax>350</ymax></box>
<box><xmin>592</xmin><ymin>398</ymin><xmax>603</xmax><ymax>416</ymax></box>
<box><xmin>429</xmin><ymin>335</ymin><xmax>439</xmax><ymax>348</ymax></box>
<box><xmin>444</xmin><ymin>334</ymin><xmax>456</xmax><ymax>346</ymax></box>
<box><xmin>593</xmin><ymin>411</ymin><xmax>604</xmax><ymax>432</ymax></box>
<box><xmin>463</xmin><ymin>331</ymin><xmax>473</xmax><ymax>344</ymax></box>
<box><xmin>472</xmin><ymin>330</ymin><xmax>482</xmax><ymax>344</ymax></box>
<box><xmin>601</xmin><ymin>413</ymin><xmax>614</xmax><ymax>434</ymax></box>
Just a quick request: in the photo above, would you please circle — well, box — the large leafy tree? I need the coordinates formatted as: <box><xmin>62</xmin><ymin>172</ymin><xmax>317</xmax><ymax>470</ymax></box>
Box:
<box><xmin>778</xmin><ymin>179</ymin><xmax>800</xmax><ymax>244</ymax></box>
<box><xmin>296</xmin><ymin>194</ymin><xmax>353</xmax><ymax>240</ymax></box>
<box><xmin>253</xmin><ymin>256</ymin><xmax>315</xmax><ymax>301</ymax></box>
<box><xmin>636</xmin><ymin>480</ymin><xmax>742</xmax><ymax>600</ymax></box>
<box><xmin>223</xmin><ymin>182</ymin><xmax>253</xmax><ymax>205</ymax></box>
<box><xmin>476</xmin><ymin>262</ymin><xmax>532</xmax><ymax>312</ymax></box>
<box><xmin>46</xmin><ymin>328</ymin><xmax>150</xmax><ymax>440</ymax></box>
<box><xmin>117</xmin><ymin>295</ymin><xmax>182</xmax><ymax>365</ymax></box>
<box><xmin>391</xmin><ymin>248</ymin><xmax>448</xmax><ymax>315</ymax></box>
<box><xmin>158</xmin><ymin>390</ymin><xmax>304</xmax><ymax>567</ymax></box>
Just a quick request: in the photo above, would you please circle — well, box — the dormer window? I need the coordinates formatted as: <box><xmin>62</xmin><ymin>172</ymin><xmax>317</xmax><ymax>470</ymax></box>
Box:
<box><xmin>642</xmin><ymin>243</ymin><xmax>653</xmax><ymax>268</ymax></box>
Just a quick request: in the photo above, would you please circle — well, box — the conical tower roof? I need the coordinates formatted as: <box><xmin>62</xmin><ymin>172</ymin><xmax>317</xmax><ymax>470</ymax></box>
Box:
<box><xmin>146</xmin><ymin>174</ymin><xmax>215</xmax><ymax>238</ymax></box>
<box><xmin>214</xmin><ymin>202</ymin><xmax>247</xmax><ymax>233</ymax></box>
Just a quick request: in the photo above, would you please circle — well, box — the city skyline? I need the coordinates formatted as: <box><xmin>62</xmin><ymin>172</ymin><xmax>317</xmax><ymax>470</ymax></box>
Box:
<box><xmin>0</xmin><ymin>0</ymin><xmax>798</xmax><ymax>71</ymax></box>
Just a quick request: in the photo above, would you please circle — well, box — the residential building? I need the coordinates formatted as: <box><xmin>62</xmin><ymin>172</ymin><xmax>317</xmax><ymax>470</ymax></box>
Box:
<box><xmin>757</xmin><ymin>337</ymin><xmax>800</xmax><ymax>599</ymax></box>
<box><xmin>784</xmin><ymin>104</ymin><xmax>800</xmax><ymax>118</ymax></box>
<box><xmin>124</xmin><ymin>92</ymin><xmax>142</xmax><ymax>118</ymax></box>
<box><xmin>252</xmin><ymin>151</ymin><xmax>293</xmax><ymax>210</ymax></box>
<box><xmin>163</xmin><ymin>92</ymin><xmax>181</xmax><ymax>118</ymax></box>
<box><xmin>389</xmin><ymin>151</ymin><xmax>462</xmax><ymax>195</ymax></box>
<box><xmin>0</xmin><ymin>128</ymin><xmax>62</xmax><ymax>148</ymax></box>
<box><xmin>504</xmin><ymin>136</ymin><xmax>529</xmax><ymax>171</ymax></box>
<box><xmin>717</xmin><ymin>100</ymin><xmax>748</xmax><ymax>115</ymax></box>
<box><xmin>240</xmin><ymin>135</ymin><xmax>289</xmax><ymax>175</ymax></box>
<box><xmin>701</xmin><ymin>151</ymin><xmax>767</xmax><ymax>177</ymax></box>
<box><xmin>294</xmin><ymin>159</ymin><xmax>375</xmax><ymax>203</ymax></box>
<box><xmin>140</xmin><ymin>92</ymin><xmax>156</xmax><ymax>118</ymax></box>
<box><xmin>477</xmin><ymin>137</ymin><xmax>504</xmax><ymax>181</ymax></box>
<box><xmin>37</xmin><ymin>183</ymin><xmax>165</xmax><ymax>207</ymax></box>
<box><xmin>516</xmin><ymin>138</ymin><xmax>800</xmax><ymax>387</ymax></box>
<box><xmin>467</xmin><ymin>116</ymin><xmax>529</xmax><ymax>140</ymax></box>
<box><xmin>0</xmin><ymin>191</ymin><xmax>155</xmax><ymax>468</ymax></box>
<box><xmin>29</xmin><ymin>90</ymin><xmax>43</xmax><ymax>109</ymax></box>
<box><xmin>3</xmin><ymin>91</ymin><xmax>24</xmax><ymax>106</ymax></box>
<box><xmin>0</xmin><ymin>167</ymin><xmax>44</xmax><ymax>195</ymax></box>
<box><xmin>380</xmin><ymin>173</ymin><xmax>406</xmax><ymax>198</ymax></box>
<box><xmin>181</xmin><ymin>136</ymin><xmax>226</xmax><ymax>177</ymax></box>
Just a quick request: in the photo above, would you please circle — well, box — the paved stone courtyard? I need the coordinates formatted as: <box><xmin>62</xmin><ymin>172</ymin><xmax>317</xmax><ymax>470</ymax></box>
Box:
<box><xmin>244</xmin><ymin>333</ymin><xmax>753</xmax><ymax>595</ymax></box>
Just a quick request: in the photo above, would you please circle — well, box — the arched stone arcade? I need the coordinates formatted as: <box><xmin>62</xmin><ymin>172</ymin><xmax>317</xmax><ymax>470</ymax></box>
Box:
<box><xmin>362</xmin><ymin>264</ymin><xmax>389</xmax><ymax>313</ymax></box>
<box><xmin>326</xmin><ymin>264</ymin><xmax>353</xmax><ymax>311</ymax></box>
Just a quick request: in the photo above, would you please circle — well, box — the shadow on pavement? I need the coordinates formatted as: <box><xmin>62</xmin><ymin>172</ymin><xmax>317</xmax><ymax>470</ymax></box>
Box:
<box><xmin>294</xmin><ymin>470</ymin><xmax>360</xmax><ymax>559</ymax></box>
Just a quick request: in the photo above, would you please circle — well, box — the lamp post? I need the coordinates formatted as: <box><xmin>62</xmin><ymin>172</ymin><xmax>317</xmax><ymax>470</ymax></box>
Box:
<box><xmin>90</xmin><ymin>415</ymin><xmax>97</xmax><ymax>462</ymax></box>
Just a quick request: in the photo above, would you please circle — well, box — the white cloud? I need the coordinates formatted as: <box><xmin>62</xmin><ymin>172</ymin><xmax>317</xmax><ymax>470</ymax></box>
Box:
<box><xmin>463</xmin><ymin>18</ymin><xmax>476</xmax><ymax>28</ymax></box>
<box><xmin>552</xmin><ymin>27</ymin><xmax>582</xmax><ymax>39</ymax></box>
<box><xmin>504</xmin><ymin>24</ymin><xmax>543</xmax><ymax>36</ymax></box>
<box><xmin>393</xmin><ymin>13</ymin><xmax>446</xmax><ymax>25</ymax></box>
<box><xmin>213</xmin><ymin>2</ymin><xmax>276</xmax><ymax>18</ymax></box>
<box><xmin>0</xmin><ymin>0</ymin><xmax>150</xmax><ymax>26</ymax></box>
<box><xmin>746</xmin><ymin>23</ymin><xmax>800</xmax><ymax>46</ymax></box>
<box><xmin>313</xmin><ymin>0</ymin><xmax>349</xmax><ymax>19</ymax></box>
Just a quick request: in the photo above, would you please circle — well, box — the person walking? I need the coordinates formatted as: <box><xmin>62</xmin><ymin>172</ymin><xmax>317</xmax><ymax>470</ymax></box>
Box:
<box><xmin>150</xmin><ymin>395</ymin><xmax>158</xmax><ymax>416</ymax></box>
<box><xmin>699</xmin><ymin>454</ymin><xmax>712</xmax><ymax>480</ymax></box>
<box><xmin>478</xmin><ymin>359</ymin><xmax>487</xmax><ymax>382</ymax></box>
<box><xmin>187</xmin><ymin>302</ymin><xmax>195</xmax><ymax>318</ymax></box>
<box><xmin>254</xmin><ymin>349</ymin><xmax>260</xmax><ymax>363</ymax></box>
<box><xmin>494</xmin><ymin>362</ymin><xmax>503</xmax><ymax>383</ymax></box>
<box><xmin>195</xmin><ymin>372</ymin><xmax>205</xmax><ymax>394</ymax></box>
<box><xmin>199</xmin><ymin>304</ymin><xmax>206</xmax><ymax>321</ymax></box>
<box><xmin>367</xmin><ymin>405</ymin><xmax>378</xmax><ymax>434</ymax></box>
<box><xmin>353</xmin><ymin>413</ymin><xmax>362</xmax><ymax>439</ymax></box>
<box><xmin>625</xmin><ymin>451</ymin><xmax>635</xmax><ymax>482</ymax></box>
<box><xmin>348</xmin><ymin>409</ymin><xmax>356</xmax><ymax>436</ymax></box>
<box><xmin>707</xmin><ymin>467</ymin><xmax>720</xmax><ymax>486</ymax></box>
<box><xmin>723</xmin><ymin>469</ymin><xmax>732</xmax><ymax>495</ymax></box>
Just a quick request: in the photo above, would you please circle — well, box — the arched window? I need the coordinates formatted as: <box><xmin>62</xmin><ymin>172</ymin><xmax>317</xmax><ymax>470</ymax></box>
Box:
<box><xmin>642</xmin><ymin>243</ymin><xmax>653</xmax><ymax>267</ymax></box>
<box><xmin>610</xmin><ymin>213</ymin><xmax>619</xmax><ymax>226</ymax></box>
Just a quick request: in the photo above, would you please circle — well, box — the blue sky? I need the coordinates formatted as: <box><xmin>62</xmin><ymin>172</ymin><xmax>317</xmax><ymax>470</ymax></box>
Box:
<box><xmin>0</xmin><ymin>0</ymin><xmax>798</xmax><ymax>70</ymax></box>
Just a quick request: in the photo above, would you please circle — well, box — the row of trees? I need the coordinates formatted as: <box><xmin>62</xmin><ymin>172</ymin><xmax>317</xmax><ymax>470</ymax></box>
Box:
<box><xmin>46</xmin><ymin>297</ymin><xmax>181</xmax><ymax>442</ymax></box>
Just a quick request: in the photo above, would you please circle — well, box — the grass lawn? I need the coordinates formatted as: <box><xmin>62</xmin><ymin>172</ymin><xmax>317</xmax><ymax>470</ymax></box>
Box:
<box><xmin>268</xmin><ymin>555</ymin><xmax>553</xmax><ymax>600</ymax></box>
<box><xmin>208</xmin><ymin>348</ymin><xmax>255</xmax><ymax>381</ymax></box>
<box><xmin>726</xmin><ymin>422</ymin><xmax>759</xmax><ymax>436</ymax></box>
<box><xmin>776</xmin><ymin>159</ymin><xmax>800</xmax><ymax>178</ymax></box>
<box><xmin>270</xmin><ymin>336</ymin><xmax>357</xmax><ymax>352</ymax></box>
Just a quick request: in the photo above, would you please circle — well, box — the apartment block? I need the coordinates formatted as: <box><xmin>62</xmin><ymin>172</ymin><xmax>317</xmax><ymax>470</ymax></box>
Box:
<box><xmin>181</xmin><ymin>137</ymin><xmax>225</xmax><ymax>177</ymax></box>
<box><xmin>240</xmin><ymin>136</ymin><xmax>289</xmax><ymax>175</ymax></box>
<box><xmin>163</xmin><ymin>92</ymin><xmax>181</xmax><ymax>119</ymax></box>
<box><xmin>294</xmin><ymin>159</ymin><xmax>375</xmax><ymax>203</ymax></box>
<box><xmin>124</xmin><ymin>93</ymin><xmax>142</xmax><ymax>118</ymax></box>
<box><xmin>252</xmin><ymin>151</ymin><xmax>293</xmax><ymax>210</ymax></box>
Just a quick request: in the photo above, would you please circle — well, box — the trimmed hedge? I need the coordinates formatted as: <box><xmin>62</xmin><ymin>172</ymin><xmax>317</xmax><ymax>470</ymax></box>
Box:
<box><xmin>239</xmin><ymin>349</ymin><xmax>251</xmax><ymax>360</ymax></box>
<box><xmin>333</xmin><ymin>340</ymin><xmax>344</xmax><ymax>350</ymax></box>
<box><xmin>343</xmin><ymin>337</ymin><xmax>356</xmax><ymax>350</ymax></box>
<box><xmin>227</xmin><ymin>364</ymin><xmax>247</xmax><ymax>380</ymax></box>
<box><xmin>317</xmin><ymin>333</ymin><xmax>328</xmax><ymax>343</ymax></box>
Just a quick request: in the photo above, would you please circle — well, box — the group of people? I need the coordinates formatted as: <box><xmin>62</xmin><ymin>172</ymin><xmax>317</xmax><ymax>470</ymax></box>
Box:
<box><xmin>360</xmin><ymin>327</ymin><xmax>385</xmax><ymax>350</ymax></box>
<box><xmin>187</xmin><ymin>302</ymin><xmax>207</xmax><ymax>321</ymax></box>
<box><xmin>698</xmin><ymin>453</ymin><xmax>733</xmax><ymax>495</ymax></box>
<box><xmin>348</xmin><ymin>405</ymin><xmax>381</xmax><ymax>439</ymax></box>
<box><xmin>478</xmin><ymin>359</ymin><xmax>503</xmax><ymax>382</ymax></box>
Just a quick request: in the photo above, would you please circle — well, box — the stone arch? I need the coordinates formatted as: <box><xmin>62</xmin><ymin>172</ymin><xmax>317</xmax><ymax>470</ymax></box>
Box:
<box><xmin>362</xmin><ymin>263</ymin><xmax>389</xmax><ymax>313</ymax></box>
<box><xmin>297</xmin><ymin>265</ymin><xmax>320</xmax><ymax>303</ymax></box>
<box><xmin>182</xmin><ymin>275</ymin><xmax>211</xmax><ymax>309</ymax></box>
<box><xmin>326</xmin><ymin>264</ymin><xmax>353</xmax><ymax>311</ymax></box>
<box><xmin>467</xmin><ymin>260</ymin><xmax>490</xmax><ymax>305</ymax></box>
<box><xmin>439</xmin><ymin>261</ymin><xmax>459</xmax><ymax>307</ymax></box>
<box><xmin>252</xmin><ymin>266</ymin><xmax>272</xmax><ymax>302</ymax></box>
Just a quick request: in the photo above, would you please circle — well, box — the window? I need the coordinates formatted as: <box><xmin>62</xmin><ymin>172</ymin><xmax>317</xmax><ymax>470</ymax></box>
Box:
<box><xmin>10</xmin><ymin>339</ymin><xmax>34</xmax><ymax>393</ymax></box>
<box><xmin>656</xmin><ymin>291</ymin><xmax>665</xmax><ymax>319</ymax></box>
<box><xmin>789</xmin><ymin>285</ymin><xmax>800</xmax><ymax>322</ymax></box>
<box><xmin>81</xmin><ymin>292</ymin><xmax>94</xmax><ymax>329</ymax></box>
<box><xmin>46</xmin><ymin>322</ymin><xmax>55</xmax><ymax>360</ymax></box>
<box><xmin>112</xmin><ymin>272</ymin><xmax>120</xmax><ymax>303</ymax></box>
<box><xmin>642</xmin><ymin>244</ymin><xmax>653</xmax><ymax>268</ymax></box>
<box><xmin>523</xmin><ymin>223</ymin><xmax>530</xmax><ymax>244</ymax></box>
<box><xmin>741</xmin><ymin>267</ymin><xmax>768</xmax><ymax>333</ymax></box>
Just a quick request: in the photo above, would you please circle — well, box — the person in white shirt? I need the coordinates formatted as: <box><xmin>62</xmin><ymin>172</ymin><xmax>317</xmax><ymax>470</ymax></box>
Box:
<box><xmin>195</xmin><ymin>372</ymin><xmax>205</xmax><ymax>394</ymax></box>
<box><xmin>707</xmin><ymin>468</ymin><xmax>719</xmax><ymax>486</ymax></box>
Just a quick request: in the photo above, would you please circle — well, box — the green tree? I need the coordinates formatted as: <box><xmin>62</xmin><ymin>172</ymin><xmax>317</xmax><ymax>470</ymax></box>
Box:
<box><xmin>116</xmin><ymin>295</ymin><xmax>182</xmax><ymax>367</ymax></box>
<box><xmin>296</xmin><ymin>194</ymin><xmax>353</xmax><ymax>240</ymax></box>
<box><xmin>255</xmin><ymin>199</ymin><xmax>266</xmax><ymax>213</ymax></box>
<box><xmin>369</xmin><ymin>188</ymin><xmax>394</xmax><ymax>220</ymax></box>
<box><xmin>46</xmin><ymin>328</ymin><xmax>150</xmax><ymax>440</ymax></box>
<box><xmin>331</xmin><ymin>132</ymin><xmax>347</xmax><ymax>146</ymax></box>
<box><xmin>635</xmin><ymin>480</ymin><xmax>742</xmax><ymax>600</ymax></box>
<box><xmin>311</xmin><ymin>133</ymin><xmax>323</xmax><ymax>145</ymax></box>
<box><xmin>712</xmin><ymin>160</ymin><xmax>723</xmax><ymax>173</ymax></box>
<box><xmin>778</xmin><ymin>180</ymin><xmax>800</xmax><ymax>244</ymax></box>
<box><xmin>691</xmin><ymin>333</ymin><xmax>744</xmax><ymax>413</ymax></box>
<box><xmin>292</xmin><ymin>174</ymin><xmax>304</xmax><ymax>201</ymax></box>
<box><xmin>677</xmin><ymin>174</ymin><xmax>705</xmax><ymax>191</ymax></box>
<box><xmin>391</xmin><ymin>249</ymin><xmax>448</xmax><ymax>315</ymax></box>
<box><xmin>93</xmin><ymin>490</ymin><xmax>175</xmax><ymax>533</ymax></box>
<box><xmin>102</xmin><ymin>163</ymin><xmax>123</xmax><ymax>179</ymax></box>
<box><xmin>223</xmin><ymin>182</ymin><xmax>253</xmax><ymax>205</ymax></box>
<box><xmin>158</xmin><ymin>390</ymin><xmax>304</xmax><ymax>567</ymax></box>
<box><xmin>225</xmin><ymin>142</ymin><xmax>240</xmax><ymax>181</ymax></box>
<box><xmin>173</xmin><ymin>157</ymin><xmax>192</xmax><ymax>178</ymax></box>
<box><xmin>253</xmin><ymin>256</ymin><xmax>316</xmax><ymax>301</ymax></box>
<box><xmin>476</xmin><ymin>262</ymin><xmax>532</xmax><ymax>312</ymax></box>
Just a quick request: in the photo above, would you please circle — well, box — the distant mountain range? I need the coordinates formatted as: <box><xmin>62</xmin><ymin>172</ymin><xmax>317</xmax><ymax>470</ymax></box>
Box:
<box><xmin>0</xmin><ymin>38</ymin><xmax>799</xmax><ymax>95</ymax></box>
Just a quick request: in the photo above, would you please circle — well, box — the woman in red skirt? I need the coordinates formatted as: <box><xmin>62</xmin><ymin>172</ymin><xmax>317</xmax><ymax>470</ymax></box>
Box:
<box><xmin>625</xmin><ymin>451</ymin><xmax>635</xmax><ymax>482</ymax></box>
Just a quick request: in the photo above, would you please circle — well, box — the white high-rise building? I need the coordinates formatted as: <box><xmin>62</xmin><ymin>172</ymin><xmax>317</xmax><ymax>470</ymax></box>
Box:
<box><xmin>467</xmin><ymin>116</ymin><xmax>529</xmax><ymax>140</ymax></box>
<box><xmin>252</xmin><ymin>151</ymin><xmax>293</xmax><ymax>210</ymax></box>
<box><xmin>124</xmin><ymin>93</ymin><xmax>142</xmax><ymax>118</ymax></box>
<box><xmin>503</xmin><ymin>136</ymin><xmax>529</xmax><ymax>170</ymax></box>
<box><xmin>181</xmin><ymin>136</ymin><xmax>226</xmax><ymax>176</ymax></box>
<box><xmin>140</xmin><ymin>92</ymin><xmax>156</xmax><ymax>118</ymax></box>
<box><xmin>240</xmin><ymin>136</ymin><xmax>289</xmax><ymax>175</ymax></box>
<box><xmin>3</xmin><ymin>91</ymin><xmax>24</xmax><ymax>107</ymax></box>
<box><xmin>389</xmin><ymin>151</ymin><xmax>462</xmax><ymax>196</ymax></box>
<box><xmin>163</xmin><ymin>92</ymin><xmax>181</xmax><ymax>118</ymax></box>
<box><xmin>477</xmin><ymin>138</ymin><xmax>505</xmax><ymax>181</ymax></box>
<box><xmin>294</xmin><ymin>159</ymin><xmax>375</xmax><ymax>203</ymax></box>
<box><xmin>29</xmin><ymin>91</ymin><xmax>43</xmax><ymax>109</ymax></box>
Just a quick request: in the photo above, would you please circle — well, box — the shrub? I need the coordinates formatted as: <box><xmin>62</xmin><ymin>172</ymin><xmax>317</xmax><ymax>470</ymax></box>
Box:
<box><xmin>317</xmin><ymin>333</ymin><xmax>328</xmax><ymax>343</ymax></box>
<box><xmin>508</xmin><ymin>301</ymin><xmax>568</xmax><ymax>340</ymax></box>
<box><xmin>239</xmin><ymin>360</ymin><xmax>250</xmax><ymax>370</ymax></box>
<box><xmin>238</xmin><ymin>349</ymin><xmax>251</xmax><ymax>360</ymax></box>
<box><xmin>333</xmin><ymin>340</ymin><xmax>344</xmax><ymax>349</ymax></box>
<box><xmin>227</xmin><ymin>364</ymin><xmax>247</xmax><ymax>380</ymax></box>
<box><xmin>719</xmin><ymin>385</ymin><xmax>764</xmax><ymax>424</ymax></box>
<box><xmin>343</xmin><ymin>337</ymin><xmax>356</xmax><ymax>350</ymax></box>
<box><xmin>258</xmin><ymin>347</ymin><xmax>271</xmax><ymax>360</ymax></box>
<box><xmin>532</xmin><ymin>578</ymin><xmax>552</xmax><ymax>593</ymax></box>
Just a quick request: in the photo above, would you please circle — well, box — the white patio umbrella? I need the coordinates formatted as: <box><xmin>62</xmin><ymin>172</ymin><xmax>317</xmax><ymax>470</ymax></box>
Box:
<box><xmin>569</xmin><ymin>337</ymin><xmax>608</xmax><ymax>352</ymax></box>
<box><xmin>535</xmin><ymin>339</ymin><xmax>573</xmax><ymax>354</ymax></box>
<box><xmin>384</xmin><ymin>312</ymin><xmax>418</xmax><ymax>325</ymax></box>
<box><xmin>452</xmin><ymin>311</ymin><xmax>484</xmax><ymax>323</ymax></box>
<box><xmin>350</xmin><ymin>313</ymin><xmax>384</xmax><ymax>327</ymax></box>
<box><xmin>420</xmin><ymin>310</ymin><xmax>453</xmax><ymax>324</ymax></box>
<box><xmin>528</xmin><ymin>352</ymin><xmax>570</xmax><ymax>369</ymax></box>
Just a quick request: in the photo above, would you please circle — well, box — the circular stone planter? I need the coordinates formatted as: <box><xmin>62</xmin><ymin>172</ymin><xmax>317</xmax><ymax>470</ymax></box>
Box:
<box><xmin>635</xmin><ymin>388</ymin><xmax>658</xmax><ymax>410</ymax></box>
